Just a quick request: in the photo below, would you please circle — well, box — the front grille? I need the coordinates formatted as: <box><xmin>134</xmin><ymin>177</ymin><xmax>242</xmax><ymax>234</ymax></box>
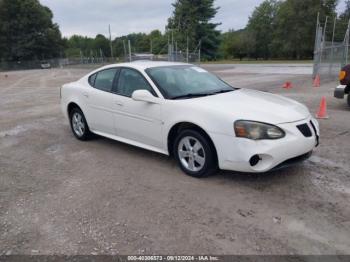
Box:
<box><xmin>297</xmin><ymin>123</ymin><xmax>312</xmax><ymax>137</ymax></box>
<box><xmin>310</xmin><ymin>120</ymin><xmax>320</xmax><ymax>147</ymax></box>
<box><xmin>309</xmin><ymin>121</ymin><xmax>317</xmax><ymax>135</ymax></box>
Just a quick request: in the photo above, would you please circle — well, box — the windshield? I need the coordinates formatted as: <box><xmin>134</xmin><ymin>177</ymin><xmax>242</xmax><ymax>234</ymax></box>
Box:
<box><xmin>146</xmin><ymin>65</ymin><xmax>235</xmax><ymax>99</ymax></box>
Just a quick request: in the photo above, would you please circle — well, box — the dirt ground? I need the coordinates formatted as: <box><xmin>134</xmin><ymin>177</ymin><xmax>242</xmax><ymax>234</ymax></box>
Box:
<box><xmin>0</xmin><ymin>64</ymin><xmax>349</xmax><ymax>255</ymax></box>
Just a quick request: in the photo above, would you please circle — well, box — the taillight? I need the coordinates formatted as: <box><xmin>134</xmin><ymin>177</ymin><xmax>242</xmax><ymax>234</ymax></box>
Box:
<box><xmin>339</xmin><ymin>70</ymin><xmax>346</xmax><ymax>81</ymax></box>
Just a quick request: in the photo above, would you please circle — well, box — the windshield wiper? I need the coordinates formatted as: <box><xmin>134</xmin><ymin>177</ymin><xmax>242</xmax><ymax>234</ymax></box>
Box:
<box><xmin>212</xmin><ymin>89</ymin><xmax>235</xmax><ymax>94</ymax></box>
<box><xmin>171</xmin><ymin>89</ymin><xmax>236</xmax><ymax>100</ymax></box>
<box><xmin>171</xmin><ymin>93</ymin><xmax>213</xmax><ymax>100</ymax></box>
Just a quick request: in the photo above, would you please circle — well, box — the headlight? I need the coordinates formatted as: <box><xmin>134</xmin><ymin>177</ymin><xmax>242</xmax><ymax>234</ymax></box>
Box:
<box><xmin>234</xmin><ymin>120</ymin><xmax>285</xmax><ymax>140</ymax></box>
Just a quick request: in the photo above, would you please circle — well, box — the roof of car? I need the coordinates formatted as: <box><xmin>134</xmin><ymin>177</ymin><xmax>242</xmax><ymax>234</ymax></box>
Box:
<box><xmin>101</xmin><ymin>61</ymin><xmax>192</xmax><ymax>71</ymax></box>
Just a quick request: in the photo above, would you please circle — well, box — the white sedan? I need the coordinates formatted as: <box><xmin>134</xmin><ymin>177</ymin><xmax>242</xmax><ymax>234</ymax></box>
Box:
<box><xmin>60</xmin><ymin>61</ymin><xmax>319</xmax><ymax>177</ymax></box>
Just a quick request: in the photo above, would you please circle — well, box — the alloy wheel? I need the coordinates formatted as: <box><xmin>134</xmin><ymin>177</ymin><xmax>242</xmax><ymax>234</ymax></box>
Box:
<box><xmin>72</xmin><ymin>112</ymin><xmax>85</xmax><ymax>137</ymax></box>
<box><xmin>178</xmin><ymin>136</ymin><xmax>206</xmax><ymax>172</ymax></box>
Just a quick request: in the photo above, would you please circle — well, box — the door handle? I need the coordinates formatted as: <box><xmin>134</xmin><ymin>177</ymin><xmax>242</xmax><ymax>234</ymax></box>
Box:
<box><xmin>83</xmin><ymin>92</ymin><xmax>89</xmax><ymax>98</ymax></box>
<box><xmin>115</xmin><ymin>101</ymin><xmax>124</xmax><ymax>106</ymax></box>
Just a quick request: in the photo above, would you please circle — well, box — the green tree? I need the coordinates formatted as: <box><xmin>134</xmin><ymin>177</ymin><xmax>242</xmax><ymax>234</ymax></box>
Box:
<box><xmin>65</xmin><ymin>35</ymin><xmax>95</xmax><ymax>57</ymax></box>
<box><xmin>111</xmin><ymin>31</ymin><xmax>168</xmax><ymax>60</ymax></box>
<box><xmin>149</xmin><ymin>30</ymin><xmax>168</xmax><ymax>54</ymax></box>
<box><xmin>272</xmin><ymin>0</ymin><xmax>338</xmax><ymax>59</ymax></box>
<box><xmin>127</xmin><ymin>33</ymin><xmax>151</xmax><ymax>53</ymax></box>
<box><xmin>335</xmin><ymin>0</ymin><xmax>350</xmax><ymax>42</ymax></box>
<box><xmin>94</xmin><ymin>34</ymin><xmax>111</xmax><ymax>57</ymax></box>
<box><xmin>0</xmin><ymin>0</ymin><xmax>63</xmax><ymax>61</ymax></box>
<box><xmin>219</xmin><ymin>29</ymin><xmax>256</xmax><ymax>60</ymax></box>
<box><xmin>167</xmin><ymin>0</ymin><xmax>221</xmax><ymax>60</ymax></box>
<box><xmin>247</xmin><ymin>0</ymin><xmax>280</xmax><ymax>60</ymax></box>
<box><xmin>112</xmin><ymin>36</ymin><xmax>128</xmax><ymax>60</ymax></box>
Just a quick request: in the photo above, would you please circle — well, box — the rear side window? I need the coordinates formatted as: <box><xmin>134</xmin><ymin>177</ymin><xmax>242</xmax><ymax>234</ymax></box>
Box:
<box><xmin>92</xmin><ymin>68</ymin><xmax>119</xmax><ymax>92</ymax></box>
<box><xmin>89</xmin><ymin>73</ymin><xmax>97</xmax><ymax>86</ymax></box>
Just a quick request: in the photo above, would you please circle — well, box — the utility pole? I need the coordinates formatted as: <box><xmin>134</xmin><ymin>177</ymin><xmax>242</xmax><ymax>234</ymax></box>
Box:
<box><xmin>128</xmin><ymin>40</ymin><xmax>132</xmax><ymax>62</ymax></box>
<box><xmin>313</xmin><ymin>12</ymin><xmax>320</xmax><ymax>79</ymax></box>
<box><xmin>322</xmin><ymin>16</ymin><xmax>328</xmax><ymax>47</ymax></box>
<box><xmin>150</xmin><ymin>39</ymin><xmax>153</xmax><ymax>54</ymax></box>
<box><xmin>168</xmin><ymin>32</ymin><xmax>171</xmax><ymax>61</ymax></box>
<box><xmin>330</xmin><ymin>16</ymin><xmax>337</xmax><ymax>75</ymax></box>
<box><xmin>198</xmin><ymin>40</ymin><xmax>202</xmax><ymax>65</ymax></box>
<box><xmin>171</xmin><ymin>30</ymin><xmax>174</xmax><ymax>50</ymax></box>
<box><xmin>344</xmin><ymin>19</ymin><xmax>350</xmax><ymax>66</ymax></box>
<box><xmin>186</xmin><ymin>35</ymin><xmax>189</xmax><ymax>63</ymax></box>
<box><xmin>331</xmin><ymin>16</ymin><xmax>336</xmax><ymax>48</ymax></box>
<box><xmin>100</xmin><ymin>48</ymin><xmax>103</xmax><ymax>63</ymax></box>
<box><xmin>319</xmin><ymin>16</ymin><xmax>328</xmax><ymax>67</ymax></box>
<box><xmin>109</xmin><ymin>24</ymin><xmax>114</xmax><ymax>61</ymax></box>
<box><xmin>171</xmin><ymin>29</ymin><xmax>174</xmax><ymax>61</ymax></box>
<box><xmin>175</xmin><ymin>41</ymin><xmax>178</xmax><ymax>61</ymax></box>
<box><xmin>80</xmin><ymin>49</ymin><xmax>83</xmax><ymax>64</ymax></box>
<box><xmin>123</xmin><ymin>40</ymin><xmax>127</xmax><ymax>61</ymax></box>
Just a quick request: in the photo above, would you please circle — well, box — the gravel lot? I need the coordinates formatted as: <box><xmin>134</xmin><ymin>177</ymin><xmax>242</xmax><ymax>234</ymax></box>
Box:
<box><xmin>0</xmin><ymin>64</ymin><xmax>349</xmax><ymax>255</ymax></box>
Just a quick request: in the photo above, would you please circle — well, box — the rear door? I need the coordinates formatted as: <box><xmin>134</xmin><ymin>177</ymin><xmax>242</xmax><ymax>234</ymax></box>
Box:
<box><xmin>84</xmin><ymin>68</ymin><xmax>119</xmax><ymax>135</ymax></box>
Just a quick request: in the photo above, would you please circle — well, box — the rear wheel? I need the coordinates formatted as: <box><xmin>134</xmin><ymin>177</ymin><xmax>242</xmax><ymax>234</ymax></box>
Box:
<box><xmin>69</xmin><ymin>108</ymin><xmax>92</xmax><ymax>141</ymax></box>
<box><xmin>174</xmin><ymin>130</ymin><xmax>217</xmax><ymax>178</ymax></box>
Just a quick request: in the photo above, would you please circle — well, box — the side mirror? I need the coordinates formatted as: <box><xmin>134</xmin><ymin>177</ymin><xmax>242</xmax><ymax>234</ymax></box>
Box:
<box><xmin>132</xmin><ymin>90</ymin><xmax>158</xmax><ymax>104</ymax></box>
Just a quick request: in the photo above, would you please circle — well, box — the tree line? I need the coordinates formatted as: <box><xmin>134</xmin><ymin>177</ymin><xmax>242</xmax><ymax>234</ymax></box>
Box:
<box><xmin>65</xmin><ymin>0</ymin><xmax>220</xmax><ymax>61</ymax></box>
<box><xmin>220</xmin><ymin>0</ymin><xmax>350</xmax><ymax>60</ymax></box>
<box><xmin>1</xmin><ymin>0</ymin><xmax>350</xmax><ymax>63</ymax></box>
<box><xmin>64</xmin><ymin>30</ymin><xmax>169</xmax><ymax>60</ymax></box>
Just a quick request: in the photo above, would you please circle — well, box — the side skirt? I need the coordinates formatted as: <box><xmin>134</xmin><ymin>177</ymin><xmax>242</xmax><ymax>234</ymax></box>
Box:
<box><xmin>90</xmin><ymin>129</ymin><xmax>169</xmax><ymax>156</ymax></box>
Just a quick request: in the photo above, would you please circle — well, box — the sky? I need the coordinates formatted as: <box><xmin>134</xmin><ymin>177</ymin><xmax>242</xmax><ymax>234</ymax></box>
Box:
<box><xmin>40</xmin><ymin>0</ymin><xmax>347</xmax><ymax>38</ymax></box>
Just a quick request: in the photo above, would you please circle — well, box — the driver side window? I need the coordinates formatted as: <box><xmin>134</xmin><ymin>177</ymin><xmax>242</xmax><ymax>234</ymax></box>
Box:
<box><xmin>117</xmin><ymin>68</ymin><xmax>156</xmax><ymax>97</ymax></box>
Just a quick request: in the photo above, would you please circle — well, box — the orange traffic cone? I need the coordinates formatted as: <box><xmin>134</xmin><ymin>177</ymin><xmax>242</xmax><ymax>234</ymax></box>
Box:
<box><xmin>316</xmin><ymin>96</ymin><xmax>329</xmax><ymax>119</ymax></box>
<box><xmin>283</xmin><ymin>81</ymin><xmax>292</xmax><ymax>89</ymax></box>
<box><xmin>313</xmin><ymin>74</ymin><xmax>320</xmax><ymax>87</ymax></box>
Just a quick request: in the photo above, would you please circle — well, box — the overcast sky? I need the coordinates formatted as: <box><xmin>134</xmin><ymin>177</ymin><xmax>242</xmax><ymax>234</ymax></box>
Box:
<box><xmin>40</xmin><ymin>0</ymin><xmax>347</xmax><ymax>38</ymax></box>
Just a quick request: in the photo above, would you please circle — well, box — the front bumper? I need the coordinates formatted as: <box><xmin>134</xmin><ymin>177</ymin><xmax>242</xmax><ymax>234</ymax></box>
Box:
<box><xmin>272</xmin><ymin>151</ymin><xmax>313</xmax><ymax>171</ymax></box>
<box><xmin>210</xmin><ymin>117</ymin><xmax>319</xmax><ymax>173</ymax></box>
<box><xmin>334</xmin><ymin>85</ymin><xmax>346</xmax><ymax>99</ymax></box>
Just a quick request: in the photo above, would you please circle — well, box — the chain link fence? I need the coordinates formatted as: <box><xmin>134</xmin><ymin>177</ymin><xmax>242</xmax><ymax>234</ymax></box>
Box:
<box><xmin>0</xmin><ymin>57</ymin><xmax>109</xmax><ymax>71</ymax></box>
<box><xmin>313</xmin><ymin>15</ymin><xmax>350</xmax><ymax>81</ymax></box>
<box><xmin>123</xmin><ymin>51</ymin><xmax>200</xmax><ymax>63</ymax></box>
<box><xmin>0</xmin><ymin>52</ymin><xmax>200</xmax><ymax>72</ymax></box>
<box><xmin>0</xmin><ymin>39</ymin><xmax>201</xmax><ymax>72</ymax></box>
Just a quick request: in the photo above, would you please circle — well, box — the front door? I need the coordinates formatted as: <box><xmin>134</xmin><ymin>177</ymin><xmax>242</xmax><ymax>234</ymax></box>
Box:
<box><xmin>112</xmin><ymin>68</ymin><xmax>163</xmax><ymax>149</ymax></box>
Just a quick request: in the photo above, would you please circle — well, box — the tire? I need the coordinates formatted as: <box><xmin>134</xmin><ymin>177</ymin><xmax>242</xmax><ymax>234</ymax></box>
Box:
<box><xmin>69</xmin><ymin>107</ymin><xmax>92</xmax><ymax>141</ymax></box>
<box><xmin>173</xmin><ymin>129</ymin><xmax>218</xmax><ymax>178</ymax></box>
<box><xmin>347</xmin><ymin>94</ymin><xmax>350</xmax><ymax>107</ymax></box>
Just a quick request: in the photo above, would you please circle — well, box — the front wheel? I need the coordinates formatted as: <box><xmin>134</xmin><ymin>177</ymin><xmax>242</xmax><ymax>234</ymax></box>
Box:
<box><xmin>174</xmin><ymin>130</ymin><xmax>218</xmax><ymax>178</ymax></box>
<box><xmin>69</xmin><ymin>108</ymin><xmax>92</xmax><ymax>141</ymax></box>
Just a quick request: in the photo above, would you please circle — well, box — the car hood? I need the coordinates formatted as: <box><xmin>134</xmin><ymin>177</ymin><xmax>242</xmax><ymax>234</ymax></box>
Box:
<box><xmin>190</xmin><ymin>89</ymin><xmax>310</xmax><ymax>125</ymax></box>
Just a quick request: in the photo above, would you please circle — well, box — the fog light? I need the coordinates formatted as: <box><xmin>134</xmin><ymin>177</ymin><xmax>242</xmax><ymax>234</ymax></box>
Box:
<box><xmin>250</xmin><ymin>155</ymin><xmax>261</xmax><ymax>167</ymax></box>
